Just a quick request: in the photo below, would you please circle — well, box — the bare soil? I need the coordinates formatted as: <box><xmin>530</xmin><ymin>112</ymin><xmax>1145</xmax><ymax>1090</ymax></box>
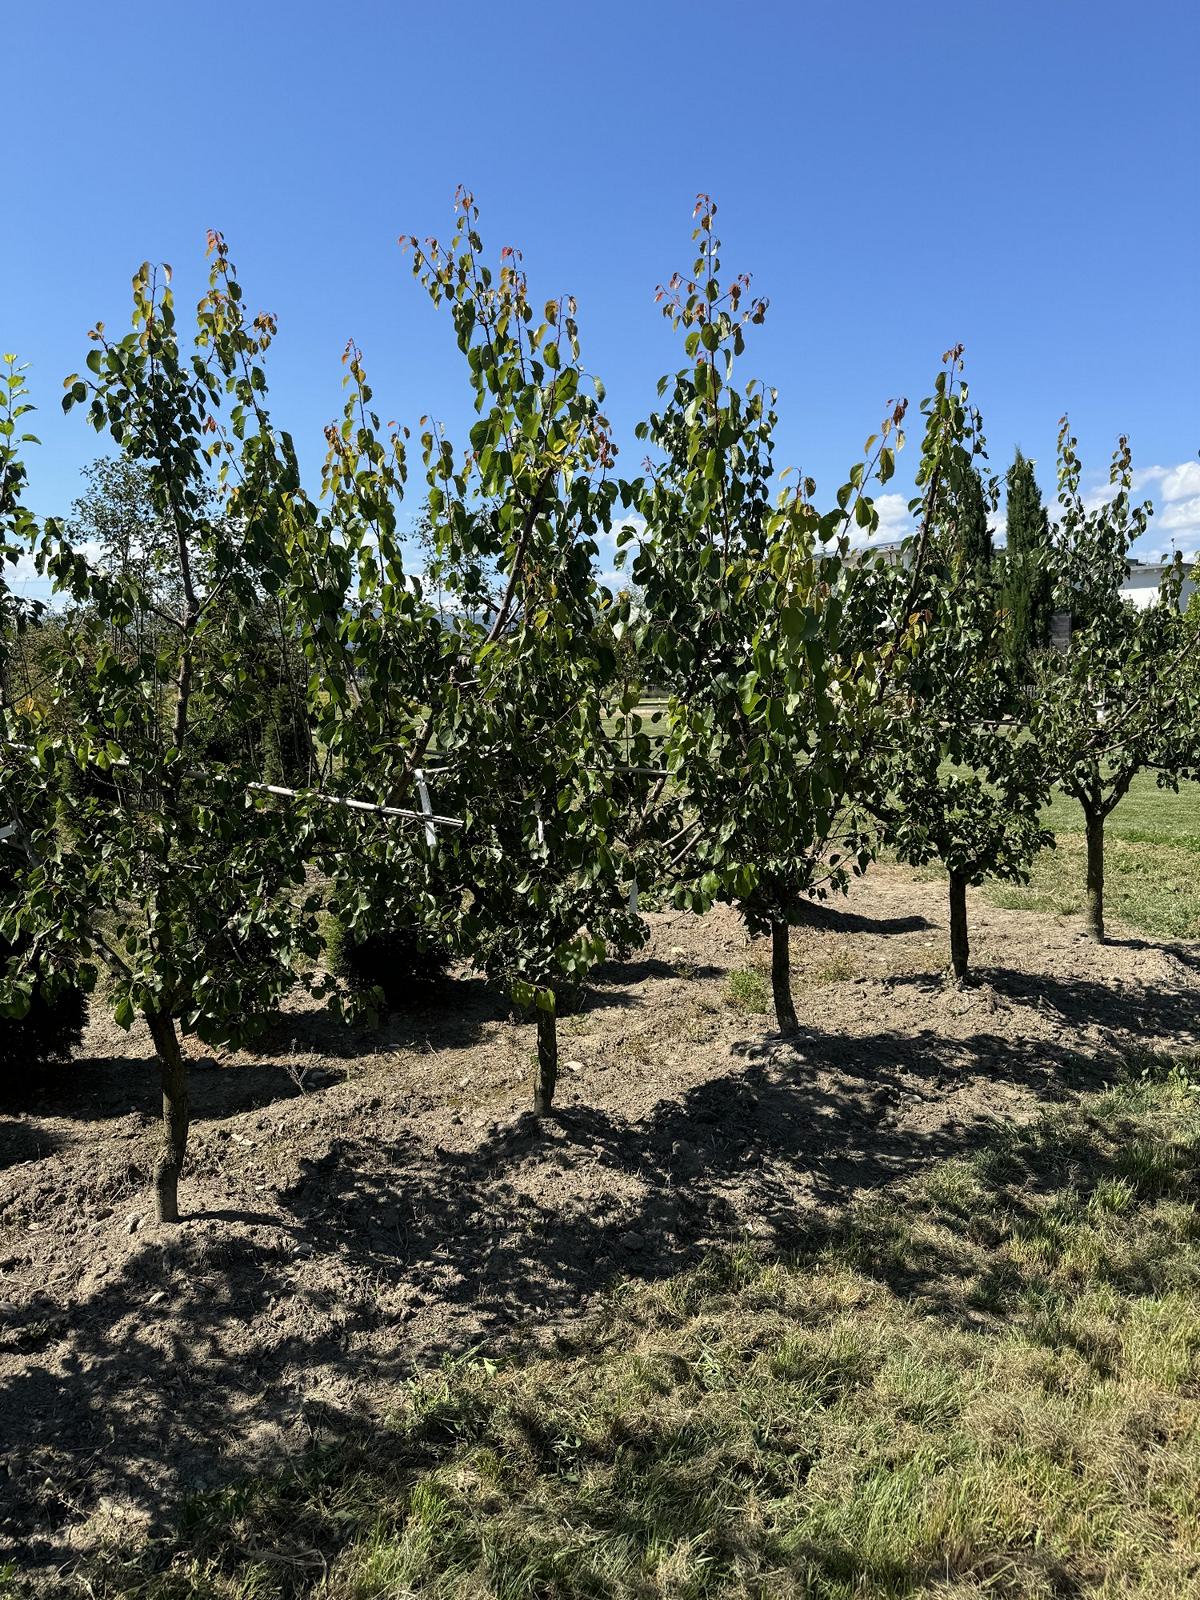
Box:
<box><xmin>2</xmin><ymin>865</ymin><xmax>1198</xmax><ymax>1574</ymax></box>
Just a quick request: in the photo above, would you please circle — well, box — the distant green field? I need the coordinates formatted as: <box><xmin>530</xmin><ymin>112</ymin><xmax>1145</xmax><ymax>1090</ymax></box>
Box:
<box><xmin>1040</xmin><ymin>771</ymin><xmax>1200</xmax><ymax>852</ymax></box>
<box><xmin>988</xmin><ymin>772</ymin><xmax>1200</xmax><ymax>939</ymax></box>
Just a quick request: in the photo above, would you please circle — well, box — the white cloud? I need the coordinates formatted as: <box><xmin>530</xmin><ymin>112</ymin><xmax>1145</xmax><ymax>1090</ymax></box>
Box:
<box><xmin>599</xmin><ymin>513</ymin><xmax>645</xmax><ymax>549</ymax></box>
<box><xmin>815</xmin><ymin>490</ymin><xmax>918</xmax><ymax>554</ymax></box>
<box><xmin>1131</xmin><ymin>462</ymin><xmax>1200</xmax><ymax>558</ymax></box>
<box><xmin>1132</xmin><ymin>461</ymin><xmax>1200</xmax><ymax>501</ymax></box>
<box><xmin>1160</xmin><ymin>462</ymin><xmax>1200</xmax><ymax>503</ymax></box>
<box><xmin>1066</xmin><ymin>460</ymin><xmax>1200</xmax><ymax>563</ymax></box>
<box><xmin>5</xmin><ymin>552</ymin><xmax>45</xmax><ymax>589</ymax></box>
<box><xmin>5</xmin><ymin>538</ymin><xmax>121</xmax><ymax>608</ymax></box>
<box><xmin>1157</xmin><ymin>496</ymin><xmax>1200</xmax><ymax>534</ymax></box>
<box><xmin>869</xmin><ymin>492</ymin><xmax>914</xmax><ymax>544</ymax></box>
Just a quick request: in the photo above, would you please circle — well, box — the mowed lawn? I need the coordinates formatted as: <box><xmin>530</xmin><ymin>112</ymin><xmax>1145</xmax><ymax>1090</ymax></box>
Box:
<box><xmin>53</xmin><ymin>1063</ymin><xmax>1200</xmax><ymax>1600</ymax></box>
<box><xmin>988</xmin><ymin>773</ymin><xmax>1200</xmax><ymax>939</ymax></box>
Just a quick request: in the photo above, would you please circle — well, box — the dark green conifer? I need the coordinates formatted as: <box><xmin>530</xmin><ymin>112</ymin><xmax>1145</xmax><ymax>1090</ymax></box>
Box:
<box><xmin>1002</xmin><ymin>449</ymin><xmax>1053</xmax><ymax>670</ymax></box>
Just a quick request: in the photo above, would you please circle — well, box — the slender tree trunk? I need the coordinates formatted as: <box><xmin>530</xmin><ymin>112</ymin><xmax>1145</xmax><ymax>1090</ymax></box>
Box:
<box><xmin>533</xmin><ymin>999</ymin><xmax>558</xmax><ymax>1118</ymax></box>
<box><xmin>770</xmin><ymin>918</ymin><xmax>799</xmax><ymax>1035</ymax></box>
<box><xmin>948</xmin><ymin>870</ymin><xmax>970</xmax><ymax>982</ymax></box>
<box><xmin>1084</xmin><ymin>806</ymin><xmax>1105</xmax><ymax>942</ymax></box>
<box><xmin>146</xmin><ymin>1010</ymin><xmax>189</xmax><ymax>1223</ymax></box>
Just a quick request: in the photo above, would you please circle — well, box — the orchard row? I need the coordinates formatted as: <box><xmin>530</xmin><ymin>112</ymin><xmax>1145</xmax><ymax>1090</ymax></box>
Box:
<box><xmin>2</xmin><ymin>192</ymin><xmax>1196</xmax><ymax>1222</ymax></box>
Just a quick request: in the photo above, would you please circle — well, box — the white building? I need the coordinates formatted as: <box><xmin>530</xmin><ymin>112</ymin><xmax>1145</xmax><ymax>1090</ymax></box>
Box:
<box><xmin>1119</xmin><ymin>558</ymin><xmax>1195</xmax><ymax>611</ymax></box>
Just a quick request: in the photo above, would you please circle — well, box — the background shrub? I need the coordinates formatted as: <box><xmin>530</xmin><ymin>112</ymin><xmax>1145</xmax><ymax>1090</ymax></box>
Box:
<box><xmin>0</xmin><ymin>980</ymin><xmax>86</xmax><ymax>1077</ymax></box>
<box><xmin>325</xmin><ymin>917</ymin><xmax>451</xmax><ymax>1014</ymax></box>
<box><xmin>0</xmin><ymin>860</ymin><xmax>86</xmax><ymax>1079</ymax></box>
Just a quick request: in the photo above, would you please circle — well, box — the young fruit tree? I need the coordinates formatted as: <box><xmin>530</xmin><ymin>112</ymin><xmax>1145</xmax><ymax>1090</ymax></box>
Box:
<box><xmin>865</xmin><ymin>352</ymin><xmax>1052</xmax><ymax>981</ymax></box>
<box><xmin>397</xmin><ymin>193</ymin><xmax>645</xmax><ymax>1114</ymax></box>
<box><xmin>272</xmin><ymin>331</ymin><xmax>465</xmax><ymax>1024</ymax></box>
<box><xmin>1033</xmin><ymin>423</ymin><xmax>1200</xmax><ymax>942</ymax></box>
<box><xmin>0</xmin><ymin>242</ymin><xmax>328</xmax><ymax>1221</ymax></box>
<box><xmin>623</xmin><ymin>198</ymin><xmax>906</xmax><ymax>1035</ymax></box>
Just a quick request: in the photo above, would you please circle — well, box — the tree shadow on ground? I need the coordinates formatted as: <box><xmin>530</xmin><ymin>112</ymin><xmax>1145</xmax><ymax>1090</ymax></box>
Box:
<box><xmin>12</xmin><ymin>1027</ymin><xmax>1185</xmax><ymax>1595</ymax></box>
<box><xmin>3</xmin><ymin>979</ymin><xmax>503</xmax><ymax>1142</ymax></box>
<box><xmin>0</xmin><ymin>1056</ymin><xmax>316</xmax><ymax>1131</ymax></box>
<box><xmin>972</xmin><ymin>963</ymin><xmax>1194</xmax><ymax>1043</ymax></box>
<box><xmin>590</xmin><ymin>955</ymin><xmax>701</xmax><ymax>985</ymax></box>
<box><xmin>0</xmin><ymin>972</ymin><xmax>1153</xmax><ymax>1572</ymax></box>
<box><xmin>251</xmin><ymin>972</ymin><xmax>500</xmax><ymax>1062</ymax></box>
<box><xmin>584</xmin><ymin>954</ymin><xmax>725</xmax><ymax>996</ymax></box>
<box><xmin>1</xmin><ymin>955</ymin><xmax>728</xmax><ymax>1161</ymax></box>
<box><xmin>1115</xmin><ymin>936</ymin><xmax>1200</xmax><ymax>982</ymax></box>
<box><xmin>791</xmin><ymin>899</ymin><xmax>933</xmax><ymax>936</ymax></box>
<box><xmin>0</xmin><ymin>1119</ymin><xmax>64</xmax><ymax>1171</ymax></box>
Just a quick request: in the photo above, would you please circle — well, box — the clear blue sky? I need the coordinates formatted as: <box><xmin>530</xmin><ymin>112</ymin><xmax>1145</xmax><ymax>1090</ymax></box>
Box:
<box><xmin>6</xmin><ymin>0</ymin><xmax>1199</xmax><ymax>594</ymax></box>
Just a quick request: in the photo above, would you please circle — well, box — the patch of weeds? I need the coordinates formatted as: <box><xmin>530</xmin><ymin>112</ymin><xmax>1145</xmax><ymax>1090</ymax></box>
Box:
<box><xmin>921</xmin><ymin>1157</ymin><xmax>984</xmax><ymax>1213</ymax></box>
<box><xmin>809</xmin><ymin>947</ymin><xmax>857</xmax><ymax>985</ymax></box>
<box><xmin>770</xmin><ymin>1319</ymin><xmax>878</xmax><ymax>1399</ymax></box>
<box><xmin>1117</xmin><ymin>1138</ymin><xmax>1183</xmax><ymax>1197</ymax></box>
<box><xmin>725</xmin><ymin>966</ymin><xmax>769</xmax><ymax>1014</ymax></box>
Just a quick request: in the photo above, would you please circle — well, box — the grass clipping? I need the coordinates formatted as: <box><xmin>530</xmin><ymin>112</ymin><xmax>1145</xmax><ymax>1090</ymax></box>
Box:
<box><xmin>50</xmin><ymin>1067</ymin><xmax>1200</xmax><ymax>1599</ymax></box>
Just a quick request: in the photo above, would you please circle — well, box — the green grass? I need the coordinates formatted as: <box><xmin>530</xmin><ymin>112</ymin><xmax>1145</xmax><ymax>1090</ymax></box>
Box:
<box><xmin>49</xmin><ymin>1061</ymin><xmax>1200</xmax><ymax>1600</ymax></box>
<box><xmin>725</xmin><ymin>952</ymin><xmax>854</xmax><ymax>1015</ymax></box>
<box><xmin>600</xmin><ymin>697</ymin><xmax>670</xmax><ymax>749</ymax></box>
<box><xmin>1040</xmin><ymin>772</ymin><xmax>1200</xmax><ymax>852</ymax></box>
<box><xmin>988</xmin><ymin>834</ymin><xmax>1200</xmax><ymax>939</ymax></box>
<box><xmin>725</xmin><ymin>965</ymin><xmax>769</xmax><ymax>1014</ymax></box>
<box><xmin>986</xmin><ymin>773</ymin><xmax>1200</xmax><ymax>938</ymax></box>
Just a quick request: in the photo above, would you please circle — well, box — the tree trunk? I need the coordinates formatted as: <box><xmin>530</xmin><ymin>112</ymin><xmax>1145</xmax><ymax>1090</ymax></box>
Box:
<box><xmin>146</xmin><ymin>1010</ymin><xmax>189</xmax><ymax>1224</ymax></box>
<box><xmin>948</xmin><ymin>870</ymin><xmax>969</xmax><ymax>982</ymax></box>
<box><xmin>771</xmin><ymin>918</ymin><xmax>799</xmax><ymax>1035</ymax></box>
<box><xmin>1084</xmin><ymin>807</ymin><xmax>1105</xmax><ymax>942</ymax></box>
<box><xmin>533</xmin><ymin>999</ymin><xmax>557</xmax><ymax>1118</ymax></box>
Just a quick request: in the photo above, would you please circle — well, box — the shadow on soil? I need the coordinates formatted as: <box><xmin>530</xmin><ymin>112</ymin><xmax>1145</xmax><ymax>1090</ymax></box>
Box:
<box><xmin>0</xmin><ymin>1057</ymin><xmax>315</xmax><ymax>1132</ymax></box>
<box><xmin>585</xmin><ymin>955</ymin><xmax>725</xmax><ymax>995</ymax></box>
<box><xmin>6</xmin><ymin>947</ymin><xmax>1181</xmax><ymax>1573</ymax></box>
<box><xmin>251</xmin><ymin>972</ymin><xmax>501</xmax><ymax>1061</ymax></box>
<box><xmin>880</xmin><ymin>962</ymin><xmax>1198</xmax><ymax>1046</ymax></box>
<box><xmin>0</xmin><ymin>978</ymin><xmax>503</xmax><ymax>1140</ymax></box>
<box><xmin>792</xmin><ymin>899</ymin><xmax>933</xmax><ymax>937</ymax></box>
<box><xmin>0</xmin><ymin>1120</ymin><xmax>64</xmax><ymax>1172</ymax></box>
<box><xmin>0</xmin><ymin>960</ymin><xmax>721</xmax><ymax>1166</ymax></box>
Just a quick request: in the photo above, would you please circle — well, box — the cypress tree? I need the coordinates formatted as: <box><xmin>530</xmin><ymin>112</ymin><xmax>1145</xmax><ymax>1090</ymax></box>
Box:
<box><xmin>1002</xmin><ymin>449</ymin><xmax>1052</xmax><ymax>670</ymax></box>
<box><xmin>957</xmin><ymin>464</ymin><xmax>994</xmax><ymax>573</ymax></box>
